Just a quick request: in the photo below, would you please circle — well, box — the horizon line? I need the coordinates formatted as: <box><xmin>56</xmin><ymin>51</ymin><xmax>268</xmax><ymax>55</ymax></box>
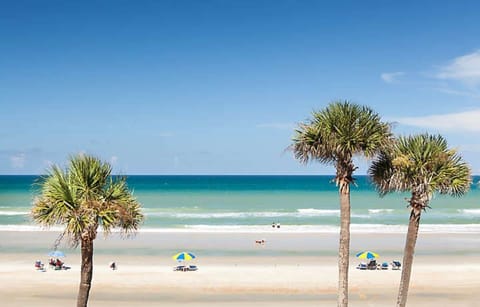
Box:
<box><xmin>2</xmin><ymin>173</ymin><xmax>480</xmax><ymax>176</ymax></box>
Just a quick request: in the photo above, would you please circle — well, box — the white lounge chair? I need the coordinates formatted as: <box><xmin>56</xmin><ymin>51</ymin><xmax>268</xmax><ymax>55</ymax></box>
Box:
<box><xmin>391</xmin><ymin>260</ymin><xmax>401</xmax><ymax>270</ymax></box>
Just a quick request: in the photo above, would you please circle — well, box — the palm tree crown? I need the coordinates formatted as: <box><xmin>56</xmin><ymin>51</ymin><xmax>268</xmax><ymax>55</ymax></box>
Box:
<box><xmin>293</xmin><ymin>101</ymin><xmax>393</xmax><ymax>183</ymax></box>
<box><xmin>32</xmin><ymin>154</ymin><xmax>143</xmax><ymax>243</ymax></box>
<box><xmin>369</xmin><ymin>133</ymin><xmax>471</xmax><ymax>208</ymax></box>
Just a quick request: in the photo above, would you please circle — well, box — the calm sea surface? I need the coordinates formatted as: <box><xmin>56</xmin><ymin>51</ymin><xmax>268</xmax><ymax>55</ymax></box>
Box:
<box><xmin>1</xmin><ymin>175</ymin><xmax>479</xmax><ymax>233</ymax></box>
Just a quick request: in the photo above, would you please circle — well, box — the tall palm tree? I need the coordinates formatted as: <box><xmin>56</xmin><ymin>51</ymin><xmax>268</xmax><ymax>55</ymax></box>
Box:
<box><xmin>32</xmin><ymin>154</ymin><xmax>144</xmax><ymax>307</ymax></box>
<box><xmin>369</xmin><ymin>134</ymin><xmax>471</xmax><ymax>307</ymax></box>
<box><xmin>292</xmin><ymin>101</ymin><xmax>392</xmax><ymax>307</ymax></box>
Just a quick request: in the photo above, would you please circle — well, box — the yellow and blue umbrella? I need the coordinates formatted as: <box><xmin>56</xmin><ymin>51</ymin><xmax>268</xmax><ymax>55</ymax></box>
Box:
<box><xmin>172</xmin><ymin>252</ymin><xmax>196</xmax><ymax>262</ymax></box>
<box><xmin>356</xmin><ymin>251</ymin><xmax>379</xmax><ymax>259</ymax></box>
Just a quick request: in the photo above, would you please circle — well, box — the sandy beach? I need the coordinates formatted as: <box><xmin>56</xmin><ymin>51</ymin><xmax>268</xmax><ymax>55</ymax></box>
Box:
<box><xmin>1</xmin><ymin>231</ymin><xmax>479</xmax><ymax>306</ymax></box>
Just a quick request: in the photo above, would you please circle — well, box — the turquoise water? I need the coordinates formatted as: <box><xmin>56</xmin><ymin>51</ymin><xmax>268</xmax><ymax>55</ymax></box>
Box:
<box><xmin>0</xmin><ymin>175</ymin><xmax>479</xmax><ymax>233</ymax></box>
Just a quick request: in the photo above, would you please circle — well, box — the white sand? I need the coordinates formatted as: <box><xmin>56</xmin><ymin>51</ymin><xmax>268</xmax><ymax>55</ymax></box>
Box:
<box><xmin>1</xmin><ymin>231</ymin><xmax>480</xmax><ymax>306</ymax></box>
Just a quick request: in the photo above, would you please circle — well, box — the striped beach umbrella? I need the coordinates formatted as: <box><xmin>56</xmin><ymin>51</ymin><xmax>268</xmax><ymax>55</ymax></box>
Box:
<box><xmin>356</xmin><ymin>251</ymin><xmax>379</xmax><ymax>259</ymax></box>
<box><xmin>172</xmin><ymin>252</ymin><xmax>196</xmax><ymax>261</ymax></box>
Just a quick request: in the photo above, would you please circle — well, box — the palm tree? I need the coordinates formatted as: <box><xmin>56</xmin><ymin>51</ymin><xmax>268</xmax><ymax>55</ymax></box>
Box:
<box><xmin>369</xmin><ymin>134</ymin><xmax>471</xmax><ymax>307</ymax></box>
<box><xmin>32</xmin><ymin>154</ymin><xmax>144</xmax><ymax>307</ymax></box>
<box><xmin>291</xmin><ymin>101</ymin><xmax>392</xmax><ymax>307</ymax></box>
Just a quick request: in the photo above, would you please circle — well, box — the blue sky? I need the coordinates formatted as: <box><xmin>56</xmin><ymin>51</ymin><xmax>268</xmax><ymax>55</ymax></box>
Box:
<box><xmin>1</xmin><ymin>0</ymin><xmax>480</xmax><ymax>175</ymax></box>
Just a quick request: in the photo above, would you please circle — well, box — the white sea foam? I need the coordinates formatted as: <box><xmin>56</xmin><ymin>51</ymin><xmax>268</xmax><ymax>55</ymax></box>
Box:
<box><xmin>144</xmin><ymin>209</ymin><xmax>373</xmax><ymax>219</ymax></box>
<box><xmin>150</xmin><ymin>224</ymin><xmax>480</xmax><ymax>234</ymax></box>
<box><xmin>417</xmin><ymin>224</ymin><xmax>480</xmax><ymax>233</ymax></box>
<box><xmin>368</xmin><ymin>209</ymin><xmax>395</xmax><ymax>214</ymax></box>
<box><xmin>180</xmin><ymin>224</ymin><xmax>340</xmax><ymax>233</ymax></box>
<box><xmin>0</xmin><ymin>225</ymin><xmax>64</xmax><ymax>232</ymax></box>
<box><xmin>147</xmin><ymin>212</ymin><xmax>290</xmax><ymax>218</ymax></box>
<box><xmin>146</xmin><ymin>209</ymin><xmax>343</xmax><ymax>219</ymax></box>
<box><xmin>458</xmin><ymin>209</ymin><xmax>480</xmax><ymax>216</ymax></box>
<box><xmin>296</xmin><ymin>208</ymin><xmax>339</xmax><ymax>216</ymax></box>
<box><xmin>0</xmin><ymin>210</ymin><xmax>29</xmax><ymax>216</ymax></box>
<box><xmin>4</xmin><ymin>224</ymin><xmax>477</xmax><ymax>234</ymax></box>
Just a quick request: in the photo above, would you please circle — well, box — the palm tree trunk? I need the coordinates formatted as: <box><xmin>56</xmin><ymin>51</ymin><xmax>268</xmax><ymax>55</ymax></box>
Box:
<box><xmin>397</xmin><ymin>208</ymin><xmax>421</xmax><ymax>307</ymax></box>
<box><xmin>338</xmin><ymin>180</ymin><xmax>351</xmax><ymax>307</ymax></box>
<box><xmin>77</xmin><ymin>238</ymin><xmax>94</xmax><ymax>307</ymax></box>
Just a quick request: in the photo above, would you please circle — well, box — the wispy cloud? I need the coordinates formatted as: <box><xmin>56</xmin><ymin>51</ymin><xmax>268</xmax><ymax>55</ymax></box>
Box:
<box><xmin>434</xmin><ymin>87</ymin><xmax>480</xmax><ymax>99</ymax></box>
<box><xmin>381</xmin><ymin>72</ymin><xmax>405</xmax><ymax>83</ymax></box>
<box><xmin>436</xmin><ymin>50</ymin><xmax>480</xmax><ymax>86</ymax></box>
<box><xmin>458</xmin><ymin>144</ymin><xmax>480</xmax><ymax>153</ymax></box>
<box><xmin>43</xmin><ymin>160</ymin><xmax>54</xmax><ymax>168</ymax></box>
<box><xmin>110</xmin><ymin>155</ymin><xmax>118</xmax><ymax>165</ymax></box>
<box><xmin>10</xmin><ymin>153</ymin><xmax>26</xmax><ymax>168</ymax></box>
<box><xmin>158</xmin><ymin>132</ymin><xmax>174</xmax><ymax>137</ymax></box>
<box><xmin>396</xmin><ymin>109</ymin><xmax>480</xmax><ymax>132</ymax></box>
<box><xmin>256</xmin><ymin>122</ymin><xmax>295</xmax><ymax>130</ymax></box>
<box><xmin>384</xmin><ymin>51</ymin><xmax>480</xmax><ymax>98</ymax></box>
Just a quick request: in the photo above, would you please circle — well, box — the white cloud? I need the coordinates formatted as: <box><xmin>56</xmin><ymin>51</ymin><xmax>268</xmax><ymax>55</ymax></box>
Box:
<box><xmin>397</xmin><ymin>109</ymin><xmax>480</xmax><ymax>132</ymax></box>
<box><xmin>381</xmin><ymin>72</ymin><xmax>405</xmax><ymax>83</ymax></box>
<box><xmin>10</xmin><ymin>153</ymin><xmax>26</xmax><ymax>168</ymax></box>
<box><xmin>459</xmin><ymin>144</ymin><xmax>480</xmax><ymax>153</ymax></box>
<box><xmin>436</xmin><ymin>50</ymin><xmax>480</xmax><ymax>86</ymax></box>
<box><xmin>158</xmin><ymin>132</ymin><xmax>174</xmax><ymax>137</ymax></box>
<box><xmin>257</xmin><ymin>123</ymin><xmax>295</xmax><ymax>130</ymax></box>
<box><xmin>110</xmin><ymin>156</ymin><xmax>118</xmax><ymax>165</ymax></box>
<box><xmin>434</xmin><ymin>87</ymin><xmax>480</xmax><ymax>99</ymax></box>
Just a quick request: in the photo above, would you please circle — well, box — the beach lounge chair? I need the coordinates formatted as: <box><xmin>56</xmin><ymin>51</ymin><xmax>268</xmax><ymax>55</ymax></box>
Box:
<box><xmin>391</xmin><ymin>260</ymin><xmax>401</xmax><ymax>270</ymax></box>
<box><xmin>188</xmin><ymin>265</ymin><xmax>198</xmax><ymax>271</ymax></box>
<box><xmin>356</xmin><ymin>262</ymin><xmax>367</xmax><ymax>270</ymax></box>
<box><xmin>173</xmin><ymin>265</ymin><xmax>186</xmax><ymax>271</ymax></box>
<box><xmin>367</xmin><ymin>260</ymin><xmax>378</xmax><ymax>270</ymax></box>
<box><xmin>381</xmin><ymin>262</ymin><xmax>389</xmax><ymax>270</ymax></box>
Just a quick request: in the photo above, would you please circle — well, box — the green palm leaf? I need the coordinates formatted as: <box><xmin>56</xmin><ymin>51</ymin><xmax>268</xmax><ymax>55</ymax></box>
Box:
<box><xmin>291</xmin><ymin>100</ymin><xmax>392</xmax><ymax>306</ymax></box>
<box><xmin>31</xmin><ymin>154</ymin><xmax>144</xmax><ymax>307</ymax></box>
<box><xmin>368</xmin><ymin>133</ymin><xmax>471</xmax><ymax>307</ymax></box>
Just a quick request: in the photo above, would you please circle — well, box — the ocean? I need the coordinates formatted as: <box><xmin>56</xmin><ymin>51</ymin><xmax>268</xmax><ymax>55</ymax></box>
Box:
<box><xmin>1</xmin><ymin>175</ymin><xmax>479</xmax><ymax>234</ymax></box>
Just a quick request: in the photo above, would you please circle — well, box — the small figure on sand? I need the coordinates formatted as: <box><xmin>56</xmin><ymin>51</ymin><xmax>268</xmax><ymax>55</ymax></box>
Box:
<box><xmin>34</xmin><ymin>260</ymin><xmax>44</xmax><ymax>271</ymax></box>
<box><xmin>109</xmin><ymin>261</ymin><xmax>117</xmax><ymax>270</ymax></box>
<box><xmin>255</xmin><ymin>239</ymin><xmax>266</xmax><ymax>245</ymax></box>
<box><xmin>55</xmin><ymin>258</ymin><xmax>64</xmax><ymax>270</ymax></box>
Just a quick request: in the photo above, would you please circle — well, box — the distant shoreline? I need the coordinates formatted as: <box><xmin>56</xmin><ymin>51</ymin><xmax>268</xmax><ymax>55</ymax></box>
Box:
<box><xmin>2</xmin><ymin>224</ymin><xmax>480</xmax><ymax>234</ymax></box>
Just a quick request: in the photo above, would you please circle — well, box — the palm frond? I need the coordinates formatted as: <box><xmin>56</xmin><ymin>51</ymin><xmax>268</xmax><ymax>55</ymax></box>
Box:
<box><xmin>291</xmin><ymin>100</ymin><xmax>392</xmax><ymax>178</ymax></box>
<box><xmin>31</xmin><ymin>154</ymin><xmax>144</xmax><ymax>245</ymax></box>
<box><xmin>32</xmin><ymin>165</ymin><xmax>77</xmax><ymax>226</ymax></box>
<box><xmin>368</xmin><ymin>134</ymin><xmax>472</xmax><ymax>205</ymax></box>
<box><xmin>100</xmin><ymin>176</ymin><xmax>144</xmax><ymax>235</ymax></box>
